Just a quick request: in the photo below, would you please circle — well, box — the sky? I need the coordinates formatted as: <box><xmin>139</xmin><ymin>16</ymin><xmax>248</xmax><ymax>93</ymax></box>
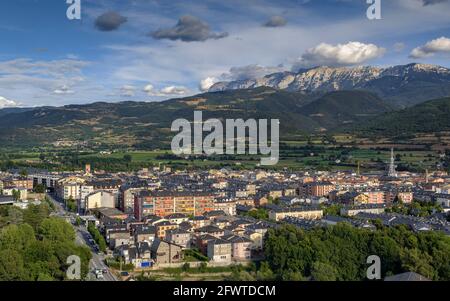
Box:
<box><xmin>0</xmin><ymin>0</ymin><xmax>450</xmax><ymax>108</ymax></box>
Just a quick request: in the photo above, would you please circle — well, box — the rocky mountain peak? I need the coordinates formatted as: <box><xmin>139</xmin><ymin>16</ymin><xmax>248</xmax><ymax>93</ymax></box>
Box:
<box><xmin>209</xmin><ymin>63</ymin><xmax>450</xmax><ymax>96</ymax></box>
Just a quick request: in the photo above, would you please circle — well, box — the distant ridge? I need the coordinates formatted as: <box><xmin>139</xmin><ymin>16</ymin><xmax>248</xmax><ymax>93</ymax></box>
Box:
<box><xmin>345</xmin><ymin>96</ymin><xmax>450</xmax><ymax>137</ymax></box>
<box><xmin>0</xmin><ymin>88</ymin><xmax>392</xmax><ymax>147</ymax></box>
<box><xmin>0</xmin><ymin>107</ymin><xmax>33</xmax><ymax>117</ymax></box>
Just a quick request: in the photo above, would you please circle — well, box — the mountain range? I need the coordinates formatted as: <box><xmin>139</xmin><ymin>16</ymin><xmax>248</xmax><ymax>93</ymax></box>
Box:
<box><xmin>209</xmin><ymin>63</ymin><xmax>450</xmax><ymax>107</ymax></box>
<box><xmin>1</xmin><ymin>63</ymin><xmax>450</xmax><ymax>148</ymax></box>
<box><xmin>0</xmin><ymin>88</ymin><xmax>393</xmax><ymax>147</ymax></box>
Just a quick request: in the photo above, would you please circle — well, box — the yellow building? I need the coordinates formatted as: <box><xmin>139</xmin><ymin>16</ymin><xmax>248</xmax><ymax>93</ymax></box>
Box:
<box><xmin>269</xmin><ymin>207</ymin><xmax>323</xmax><ymax>221</ymax></box>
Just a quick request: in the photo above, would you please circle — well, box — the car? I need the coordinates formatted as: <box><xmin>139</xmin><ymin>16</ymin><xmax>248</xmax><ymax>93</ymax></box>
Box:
<box><xmin>102</xmin><ymin>269</ymin><xmax>108</xmax><ymax>274</ymax></box>
<box><xmin>95</xmin><ymin>270</ymin><xmax>104</xmax><ymax>279</ymax></box>
<box><xmin>94</xmin><ymin>269</ymin><xmax>103</xmax><ymax>274</ymax></box>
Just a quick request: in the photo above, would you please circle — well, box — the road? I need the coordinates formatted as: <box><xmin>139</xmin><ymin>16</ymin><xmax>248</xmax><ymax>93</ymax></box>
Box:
<box><xmin>47</xmin><ymin>193</ymin><xmax>119</xmax><ymax>281</ymax></box>
<box><xmin>75</xmin><ymin>225</ymin><xmax>118</xmax><ymax>281</ymax></box>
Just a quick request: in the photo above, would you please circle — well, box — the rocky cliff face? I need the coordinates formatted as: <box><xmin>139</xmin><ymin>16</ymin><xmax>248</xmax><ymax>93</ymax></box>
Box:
<box><xmin>209</xmin><ymin>63</ymin><xmax>450</xmax><ymax>95</ymax></box>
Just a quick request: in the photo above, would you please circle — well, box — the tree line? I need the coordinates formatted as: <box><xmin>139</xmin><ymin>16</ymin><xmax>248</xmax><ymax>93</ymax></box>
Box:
<box><xmin>262</xmin><ymin>223</ymin><xmax>450</xmax><ymax>281</ymax></box>
<box><xmin>0</xmin><ymin>203</ymin><xmax>91</xmax><ymax>281</ymax></box>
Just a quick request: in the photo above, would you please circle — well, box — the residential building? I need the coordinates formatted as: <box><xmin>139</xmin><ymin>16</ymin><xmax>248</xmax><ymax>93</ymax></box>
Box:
<box><xmin>300</xmin><ymin>181</ymin><xmax>334</xmax><ymax>197</ymax></box>
<box><xmin>194</xmin><ymin>225</ymin><xmax>225</xmax><ymax>237</ymax></box>
<box><xmin>435</xmin><ymin>194</ymin><xmax>450</xmax><ymax>207</ymax></box>
<box><xmin>207</xmin><ymin>239</ymin><xmax>232</xmax><ymax>263</ymax></box>
<box><xmin>225</xmin><ymin>235</ymin><xmax>252</xmax><ymax>260</ymax></box>
<box><xmin>155</xmin><ymin>221</ymin><xmax>178</xmax><ymax>239</ymax></box>
<box><xmin>84</xmin><ymin>191</ymin><xmax>115</xmax><ymax>211</ymax></box>
<box><xmin>340</xmin><ymin>204</ymin><xmax>386</xmax><ymax>217</ymax></box>
<box><xmin>213</xmin><ymin>199</ymin><xmax>237</xmax><ymax>216</ymax></box>
<box><xmin>134</xmin><ymin>190</ymin><xmax>214</xmax><ymax>219</ymax></box>
<box><xmin>269</xmin><ymin>206</ymin><xmax>323</xmax><ymax>221</ymax></box>
<box><xmin>119</xmin><ymin>182</ymin><xmax>148</xmax><ymax>214</ymax></box>
<box><xmin>166</xmin><ymin>213</ymin><xmax>189</xmax><ymax>225</ymax></box>
<box><xmin>133</xmin><ymin>225</ymin><xmax>156</xmax><ymax>244</ymax></box>
<box><xmin>108</xmin><ymin>230</ymin><xmax>131</xmax><ymax>249</ymax></box>
<box><xmin>30</xmin><ymin>174</ymin><xmax>60</xmax><ymax>190</ymax></box>
<box><xmin>151</xmin><ymin>239</ymin><xmax>183</xmax><ymax>264</ymax></box>
<box><xmin>190</xmin><ymin>216</ymin><xmax>211</xmax><ymax>229</ymax></box>
<box><xmin>56</xmin><ymin>176</ymin><xmax>85</xmax><ymax>200</ymax></box>
<box><xmin>115</xmin><ymin>242</ymin><xmax>152</xmax><ymax>268</ymax></box>
<box><xmin>165</xmin><ymin>229</ymin><xmax>192</xmax><ymax>249</ymax></box>
<box><xmin>9</xmin><ymin>178</ymin><xmax>33</xmax><ymax>190</ymax></box>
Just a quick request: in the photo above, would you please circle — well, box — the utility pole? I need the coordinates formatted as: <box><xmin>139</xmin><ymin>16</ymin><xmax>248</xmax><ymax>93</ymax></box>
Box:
<box><xmin>120</xmin><ymin>257</ymin><xmax>123</xmax><ymax>275</ymax></box>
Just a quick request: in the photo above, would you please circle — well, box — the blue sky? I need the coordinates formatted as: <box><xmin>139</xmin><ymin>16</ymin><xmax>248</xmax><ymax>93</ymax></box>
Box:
<box><xmin>0</xmin><ymin>0</ymin><xmax>449</xmax><ymax>107</ymax></box>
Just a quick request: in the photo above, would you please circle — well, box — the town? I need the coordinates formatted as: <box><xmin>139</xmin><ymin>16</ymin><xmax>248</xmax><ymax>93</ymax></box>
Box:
<box><xmin>1</xmin><ymin>0</ymin><xmax>450</xmax><ymax>292</ymax></box>
<box><xmin>1</xmin><ymin>149</ymin><xmax>449</xmax><ymax>281</ymax></box>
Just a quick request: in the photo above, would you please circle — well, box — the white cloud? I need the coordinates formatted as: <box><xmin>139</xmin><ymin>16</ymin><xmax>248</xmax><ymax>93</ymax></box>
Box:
<box><xmin>103</xmin><ymin>0</ymin><xmax>450</xmax><ymax>98</ymax></box>
<box><xmin>410</xmin><ymin>37</ymin><xmax>450</xmax><ymax>58</ymax></box>
<box><xmin>222</xmin><ymin>64</ymin><xmax>286</xmax><ymax>81</ymax></box>
<box><xmin>143</xmin><ymin>84</ymin><xmax>189</xmax><ymax>96</ymax></box>
<box><xmin>143</xmin><ymin>84</ymin><xmax>156</xmax><ymax>95</ymax></box>
<box><xmin>0</xmin><ymin>58</ymin><xmax>89</xmax><ymax>78</ymax></box>
<box><xmin>160</xmin><ymin>86</ymin><xmax>189</xmax><ymax>95</ymax></box>
<box><xmin>199</xmin><ymin>64</ymin><xmax>286</xmax><ymax>91</ymax></box>
<box><xmin>0</xmin><ymin>96</ymin><xmax>19</xmax><ymax>108</ymax></box>
<box><xmin>53</xmin><ymin>85</ymin><xmax>75</xmax><ymax>95</ymax></box>
<box><xmin>6</xmin><ymin>0</ymin><xmax>450</xmax><ymax>107</ymax></box>
<box><xmin>295</xmin><ymin>42</ymin><xmax>386</xmax><ymax>68</ymax></box>
<box><xmin>199</xmin><ymin>77</ymin><xmax>218</xmax><ymax>91</ymax></box>
<box><xmin>120</xmin><ymin>85</ymin><xmax>136</xmax><ymax>97</ymax></box>
<box><xmin>0</xmin><ymin>58</ymin><xmax>93</xmax><ymax>107</ymax></box>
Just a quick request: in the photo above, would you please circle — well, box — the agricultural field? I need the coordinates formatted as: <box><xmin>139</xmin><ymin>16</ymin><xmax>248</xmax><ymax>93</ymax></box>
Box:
<box><xmin>0</xmin><ymin>137</ymin><xmax>444</xmax><ymax>173</ymax></box>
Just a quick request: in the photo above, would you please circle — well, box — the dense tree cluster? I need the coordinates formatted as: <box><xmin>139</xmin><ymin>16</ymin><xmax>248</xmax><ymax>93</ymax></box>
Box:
<box><xmin>33</xmin><ymin>184</ymin><xmax>46</xmax><ymax>194</ymax></box>
<box><xmin>226</xmin><ymin>262</ymin><xmax>278</xmax><ymax>281</ymax></box>
<box><xmin>386</xmin><ymin>201</ymin><xmax>443</xmax><ymax>217</ymax></box>
<box><xmin>87</xmin><ymin>223</ymin><xmax>107</xmax><ymax>253</ymax></box>
<box><xmin>66</xmin><ymin>197</ymin><xmax>77</xmax><ymax>213</ymax></box>
<box><xmin>0</xmin><ymin>204</ymin><xmax>91</xmax><ymax>281</ymax></box>
<box><xmin>263</xmin><ymin>223</ymin><xmax>450</xmax><ymax>281</ymax></box>
<box><xmin>321</xmin><ymin>204</ymin><xmax>343</xmax><ymax>216</ymax></box>
<box><xmin>241</xmin><ymin>208</ymin><xmax>270</xmax><ymax>220</ymax></box>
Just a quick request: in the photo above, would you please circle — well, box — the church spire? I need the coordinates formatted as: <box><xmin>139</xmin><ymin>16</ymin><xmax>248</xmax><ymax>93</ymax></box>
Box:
<box><xmin>387</xmin><ymin>148</ymin><xmax>397</xmax><ymax>178</ymax></box>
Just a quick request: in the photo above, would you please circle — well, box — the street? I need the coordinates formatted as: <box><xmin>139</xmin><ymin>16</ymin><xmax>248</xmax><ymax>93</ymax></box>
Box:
<box><xmin>75</xmin><ymin>225</ymin><xmax>118</xmax><ymax>281</ymax></box>
<box><xmin>46</xmin><ymin>193</ymin><xmax>119</xmax><ymax>281</ymax></box>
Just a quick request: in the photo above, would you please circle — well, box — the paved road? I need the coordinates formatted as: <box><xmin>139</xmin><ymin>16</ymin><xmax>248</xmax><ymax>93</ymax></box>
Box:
<box><xmin>76</xmin><ymin>225</ymin><xmax>118</xmax><ymax>281</ymax></box>
<box><xmin>47</xmin><ymin>193</ymin><xmax>65</xmax><ymax>216</ymax></box>
<box><xmin>47</xmin><ymin>193</ymin><xmax>119</xmax><ymax>281</ymax></box>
